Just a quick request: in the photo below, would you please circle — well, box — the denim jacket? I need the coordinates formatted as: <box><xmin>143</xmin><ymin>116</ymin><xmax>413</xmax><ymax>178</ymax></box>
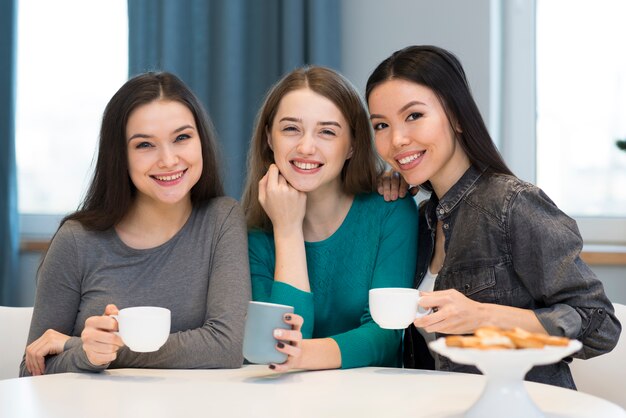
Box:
<box><xmin>403</xmin><ymin>166</ymin><xmax>621</xmax><ymax>389</ymax></box>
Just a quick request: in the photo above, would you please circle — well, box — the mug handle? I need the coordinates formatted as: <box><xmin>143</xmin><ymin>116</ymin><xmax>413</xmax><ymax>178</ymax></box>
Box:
<box><xmin>415</xmin><ymin>307</ymin><xmax>433</xmax><ymax>319</ymax></box>
<box><xmin>109</xmin><ymin>314</ymin><xmax>121</xmax><ymax>337</ymax></box>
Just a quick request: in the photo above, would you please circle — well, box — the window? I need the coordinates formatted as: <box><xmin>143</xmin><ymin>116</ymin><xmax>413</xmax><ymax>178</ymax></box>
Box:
<box><xmin>502</xmin><ymin>0</ymin><xmax>626</xmax><ymax>245</ymax></box>
<box><xmin>536</xmin><ymin>0</ymin><xmax>626</xmax><ymax>219</ymax></box>
<box><xmin>16</xmin><ymin>0</ymin><xmax>128</xmax><ymax>233</ymax></box>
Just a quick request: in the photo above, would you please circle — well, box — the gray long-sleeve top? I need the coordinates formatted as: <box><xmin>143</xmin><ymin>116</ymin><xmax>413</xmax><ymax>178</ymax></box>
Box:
<box><xmin>20</xmin><ymin>197</ymin><xmax>251</xmax><ymax>376</ymax></box>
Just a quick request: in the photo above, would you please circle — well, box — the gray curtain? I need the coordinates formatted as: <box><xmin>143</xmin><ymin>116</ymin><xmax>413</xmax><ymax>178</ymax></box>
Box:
<box><xmin>0</xmin><ymin>0</ymin><xmax>19</xmax><ymax>306</ymax></box>
<box><xmin>128</xmin><ymin>0</ymin><xmax>341</xmax><ymax>198</ymax></box>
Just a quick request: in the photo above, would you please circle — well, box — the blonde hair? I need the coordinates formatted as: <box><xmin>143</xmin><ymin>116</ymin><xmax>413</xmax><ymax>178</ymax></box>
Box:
<box><xmin>241</xmin><ymin>66</ymin><xmax>383</xmax><ymax>231</ymax></box>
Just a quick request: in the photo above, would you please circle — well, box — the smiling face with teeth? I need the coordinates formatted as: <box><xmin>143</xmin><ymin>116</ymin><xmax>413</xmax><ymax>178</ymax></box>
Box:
<box><xmin>368</xmin><ymin>78</ymin><xmax>470</xmax><ymax>197</ymax></box>
<box><xmin>267</xmin><ymin>88</ymin><xmax>353</xmax><ymax>194</ymax></box>
<box><xmin>126</xmin><ymin>100</ymin><xmax>203</xmax><ymax>208</ymax></box>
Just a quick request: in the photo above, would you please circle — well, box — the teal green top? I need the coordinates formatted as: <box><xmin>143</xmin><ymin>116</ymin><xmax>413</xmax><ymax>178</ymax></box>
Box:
<box><xmin>248</xmin><ymin>193</ymin><xmax>418</xmax><ymax>369</ymax></box>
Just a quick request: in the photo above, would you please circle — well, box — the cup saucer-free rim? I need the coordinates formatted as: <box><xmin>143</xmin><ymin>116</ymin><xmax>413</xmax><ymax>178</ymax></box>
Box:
<box><xmin>369</xmin><ymin>287</ymin><xmax>419</xmax><ymax>294</ymax></box>
<box><xmin>249</xmin><ymin>301</ymin><xmax>294</xmax><ymax>310</ymax></box>
<box><xmin>119</xmin><ymin>306</ymin><xmax>171</xmax><ymax>318</ymax></box>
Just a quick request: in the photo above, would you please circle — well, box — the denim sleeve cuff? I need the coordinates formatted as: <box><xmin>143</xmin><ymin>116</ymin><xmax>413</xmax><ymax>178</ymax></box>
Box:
<box><xmin>534</xmin><ymin>303</ymin><xmax>582</xmax><ymax>338</ymax></box>
<box><xmin>270</xmin><ymin>281</ymin><xmax>315</xmax><ymax>338</ymax></box>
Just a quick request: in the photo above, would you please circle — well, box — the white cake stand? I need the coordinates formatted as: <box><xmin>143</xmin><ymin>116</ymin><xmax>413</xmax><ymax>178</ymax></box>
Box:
<box><xmin>429</xmin><ymin>338</ymin><xmax>583</xmax><ymax>418</ymax></box>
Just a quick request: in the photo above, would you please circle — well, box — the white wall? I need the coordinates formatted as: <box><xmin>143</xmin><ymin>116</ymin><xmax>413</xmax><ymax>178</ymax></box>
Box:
<box><xmin>341</xmin><ymin>0</ymin><xmax>494</xmax><ymax>132</ymax></box>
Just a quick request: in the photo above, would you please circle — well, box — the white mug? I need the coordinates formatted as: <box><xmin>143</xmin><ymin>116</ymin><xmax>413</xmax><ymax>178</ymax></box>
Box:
<box><xmin>111</xmin><ymin>306</ymin><xmax>171</xmax><ymax>352</ymax></box>
<box><xmin>369</xmin><ymin>288</ymin><xmax>432</xmax><ymax>329</ymax></box>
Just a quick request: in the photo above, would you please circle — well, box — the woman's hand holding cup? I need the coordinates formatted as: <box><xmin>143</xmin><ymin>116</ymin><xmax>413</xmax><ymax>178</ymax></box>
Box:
<box><xmin>268</xmin><ymin>313</ymin><xmax>304</xmax><ymax>372</ymax></box>
<box><xmin>81</xmin><ymin>304</ymin><xmax>124</xmax><ymax>366</ymax></box>
<box><xmin>412</xmin><ymin>289</ymin><xmax>484</xmax><ymax>335</ymax></box>
<box><xmin>242</xmin><ymin>301</ymin><xmax>302</xmax><ymax>371</ymax></box>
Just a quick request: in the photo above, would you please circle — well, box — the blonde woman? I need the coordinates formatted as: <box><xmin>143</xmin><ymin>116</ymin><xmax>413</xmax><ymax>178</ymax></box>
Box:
<box><xmin>242</xmin><ymin>66</ymin><xmax>418</xmax><ymax>372</ymax></box>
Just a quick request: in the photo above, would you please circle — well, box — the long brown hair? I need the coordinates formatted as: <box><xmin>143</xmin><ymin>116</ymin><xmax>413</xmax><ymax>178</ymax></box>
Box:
<box><xmin>241</xmin><ymin>66</ymin><xmax>384</xmax><ymax>231</ymax></box>
<box><xmin>63</xmin><ymin>71</ymin><xmax>224</xmax><ymax>230</ymax></box>
<box><xmin>366</xmin><ymin>45</ymin><xmax>513</xmax><ymax>191</ymax></box>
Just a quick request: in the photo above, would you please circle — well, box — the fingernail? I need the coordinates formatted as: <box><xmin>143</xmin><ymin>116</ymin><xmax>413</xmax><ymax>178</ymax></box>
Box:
<box><xmin>277</xmin><ymin>342</ymin><xmax>285</xmax><ymax>349</ymax></box>
<box><xmin>274</xmin><ymin>329</ymin><xmax>283</xmax><ymax>338</ymax></box>
<box><xmin>269</xmin><ymin>364</ymin><xmax>276</xmax><ymax>370</ymax></box>
<box><xmin>284</xmin><ymin>314</ymin><xmax>292</xmax><ymax>321</ymax></box>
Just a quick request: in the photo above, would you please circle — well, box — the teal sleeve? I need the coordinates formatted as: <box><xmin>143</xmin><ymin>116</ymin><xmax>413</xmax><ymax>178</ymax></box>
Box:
<box><xmin>331</xmin><ymin>196</ymin><xmax>419</xmax><ymax>368</ymax></box>
<box><xmin>248</xmin><ymin>230</ymin><xmax>315</xmax><ymax>337</ymax></box>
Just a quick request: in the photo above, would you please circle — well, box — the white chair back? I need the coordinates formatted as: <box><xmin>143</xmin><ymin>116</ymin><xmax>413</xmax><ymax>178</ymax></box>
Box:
<box><xmin>570</xmin><ymin>302</ymin><xmax>626</xmax><ymax>409</ymax></box>
<box><xmin>0</xmin><ymin>306</ymin><xmax>34</xmax><ymax>380</ymax></box>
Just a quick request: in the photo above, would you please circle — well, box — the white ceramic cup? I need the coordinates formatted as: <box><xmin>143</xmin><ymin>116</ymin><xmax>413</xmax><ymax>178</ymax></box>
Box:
<box><xmin>369</xmin><ymin>288</ymin><xmax>433</xmax><ymax>329</ymax></box>
<box><xmin>111</xmin><ymin>306</ymin><xmax>171</xmax><ymax>352</ymax></box>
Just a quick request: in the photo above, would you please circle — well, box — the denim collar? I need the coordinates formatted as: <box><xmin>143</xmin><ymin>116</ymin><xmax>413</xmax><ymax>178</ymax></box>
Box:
<box><xmin>425</xmin><ymin>165</ymin><xmax>485</xmax><ymax>229</ymax></box>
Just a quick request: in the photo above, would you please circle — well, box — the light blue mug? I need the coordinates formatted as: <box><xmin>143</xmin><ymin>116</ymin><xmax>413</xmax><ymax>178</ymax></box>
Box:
<box><xmin>243</xmin><ymin>301</ymin><xmax>294</xmax><ymax>364</ymax></box>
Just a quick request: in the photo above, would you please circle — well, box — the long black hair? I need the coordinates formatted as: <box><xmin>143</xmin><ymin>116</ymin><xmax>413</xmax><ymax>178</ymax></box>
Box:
<box><xmin>366</xmin><ymin>45</ymin><xmax>513</xmax><ymax>188</ymax></box>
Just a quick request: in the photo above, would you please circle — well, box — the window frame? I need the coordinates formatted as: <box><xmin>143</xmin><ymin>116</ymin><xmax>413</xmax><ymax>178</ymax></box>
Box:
<box><xmin>20</xmin><ymin>214</ymin><xmax>64</xmax><ymax>241</ymax></box>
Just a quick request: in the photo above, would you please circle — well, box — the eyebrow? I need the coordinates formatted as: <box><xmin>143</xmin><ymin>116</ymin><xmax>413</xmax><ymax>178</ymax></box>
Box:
<box><xmin>369</xmin><ymin>100</ymin><xmax>427</xmax><ymax>120</ymax></box>
<box><xmin>127</xmin><ymin>124</ymin><xmax>195</xmax><ymax>142</ymax></box>
<box><xmin>278</xmin><ymin>117</ymin><xmax>342</xmax><ymax>128</ymax></box>
<box><xmin>278</xmin><ymin>117</ymin><xmax>302</xmax><ymax>124</ymax></box>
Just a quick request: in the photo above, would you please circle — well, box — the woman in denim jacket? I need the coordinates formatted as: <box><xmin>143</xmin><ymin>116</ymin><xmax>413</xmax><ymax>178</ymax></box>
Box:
<box><xmin>365</xmin><ymin>45</ymin><xmax>621</xmax><ymax>389</ymax></box>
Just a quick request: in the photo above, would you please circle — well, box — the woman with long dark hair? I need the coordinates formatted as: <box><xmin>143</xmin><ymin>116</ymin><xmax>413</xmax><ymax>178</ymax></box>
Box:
<box><xmin>366</xmin><ymin>45</ymin><xmax>620</xmax><ymax>388</ymax></box>
<box><xmin>21</xmin><ymin>72</ymin><xmax>250</xmax><ymax>376</ymax></box>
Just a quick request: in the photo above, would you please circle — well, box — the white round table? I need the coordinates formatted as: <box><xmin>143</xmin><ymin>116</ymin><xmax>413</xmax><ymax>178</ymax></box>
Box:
<box><xmin>1</xmin><ymin>366</ymin><xmax>624</xmax><ymax>418</ymax></box>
